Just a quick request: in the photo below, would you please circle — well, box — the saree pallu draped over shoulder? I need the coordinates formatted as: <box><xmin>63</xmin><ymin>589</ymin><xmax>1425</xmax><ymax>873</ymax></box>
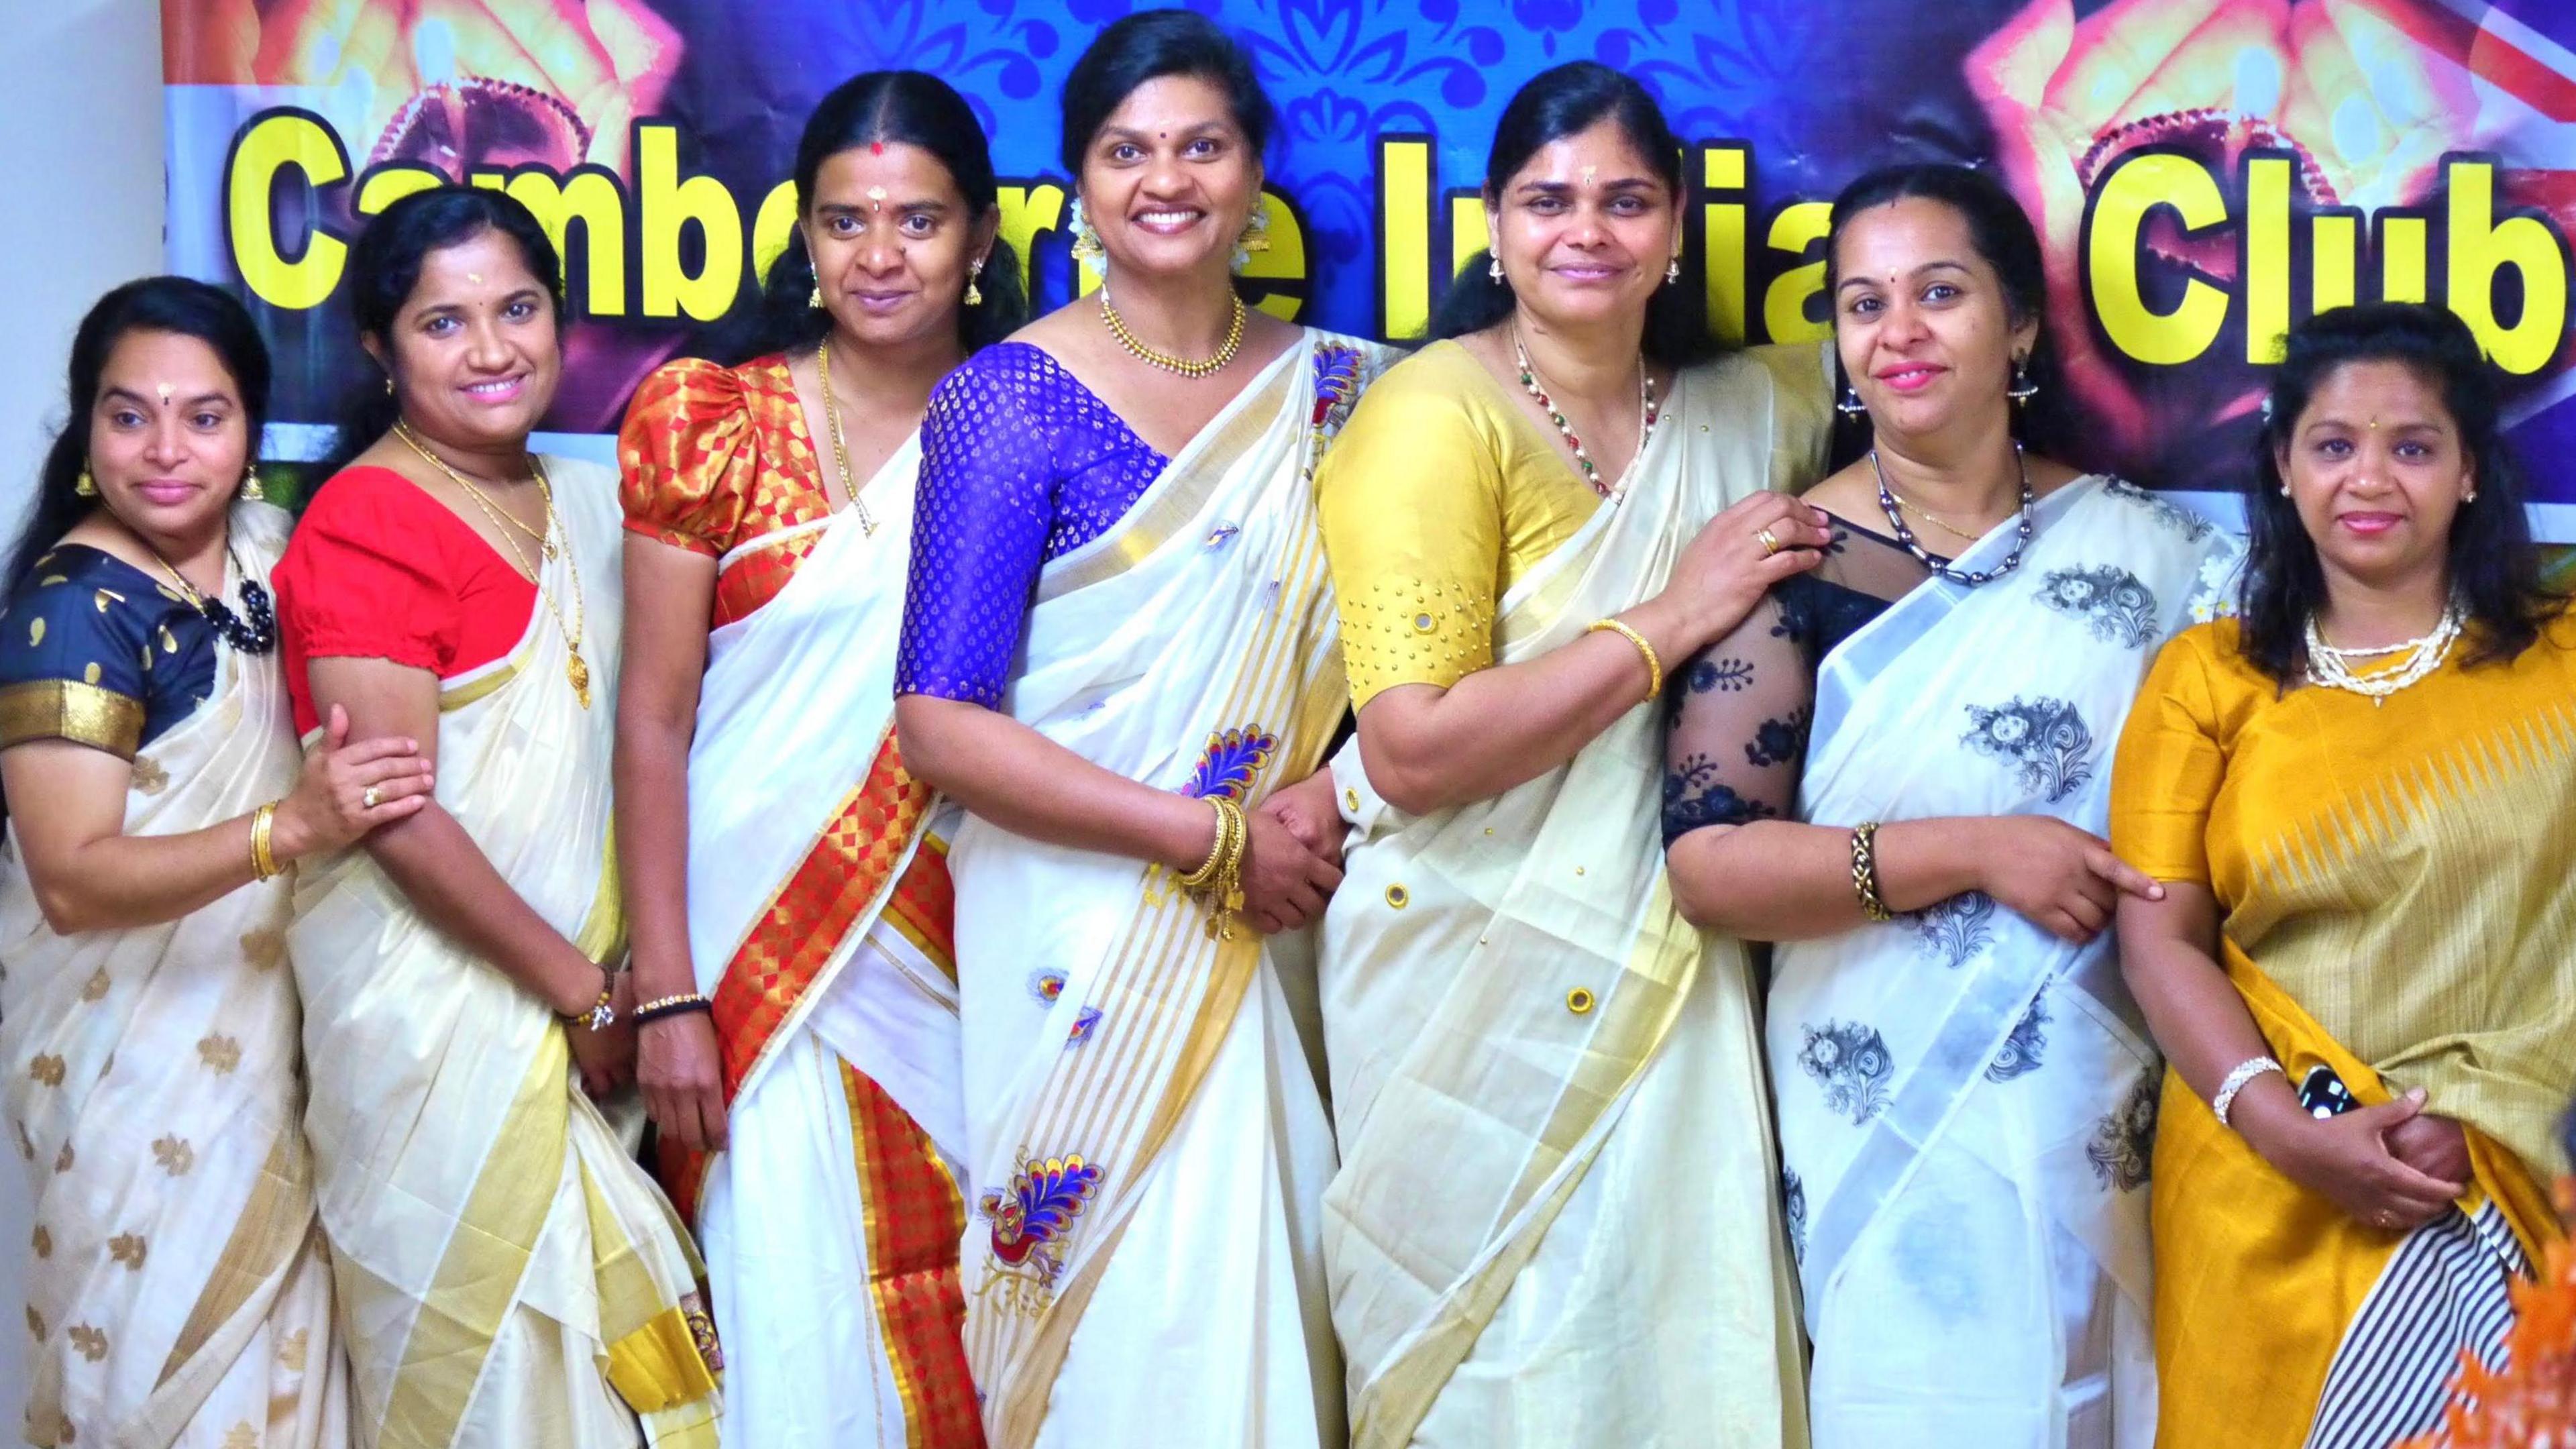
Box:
<box><xmin>949</xmin><ymin>333</ymin><xmax>1392</xmax><ymax>1449</ymax></box>
<box><xmin>2112</xmin><ymin>614</ymin><xmax>2576</xmax><ymax>1449</ymax></box>
<box><xmin>1</xmin><ymin>504</ymin><xmax>348</xmax><ymax>1449</ymax></box>
<box><xmin>1774</xmin><ymin>478</ymin><xmax>2241</xmax><ymax>1449</ymax></box>
<box><xmin>1317</xmin><ymin>356</ymin><xmax>1820</xmax><ymax>1449</ymax></box>
<box><xmin>286</xmin><ymin>458</ymin><xmax>720</xmax><ymax>1449</ymax></box>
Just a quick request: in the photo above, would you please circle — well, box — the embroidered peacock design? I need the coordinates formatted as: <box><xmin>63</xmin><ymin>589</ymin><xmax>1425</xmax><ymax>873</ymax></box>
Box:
<box><xmin>1183</xmin><ymin>727</ymin><xmax>1279</xmax><ymax>802</ymax></box>
<box><xmin>981</xmin><ymin>1152</ymin><xmax>1106</xmax><ymax>1286</ymax></box>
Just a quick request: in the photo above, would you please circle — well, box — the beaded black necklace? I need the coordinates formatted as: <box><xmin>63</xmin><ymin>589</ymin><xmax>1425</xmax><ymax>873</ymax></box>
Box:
<box><xmin>1870</xmin><ymin>444</ymin><xmax>2035</xmax><ymax>588</ymax></box>
<box><xmin>149</xmin><ymin>549</ymin><xmax>278</xmax><ymax>655</ymax></box>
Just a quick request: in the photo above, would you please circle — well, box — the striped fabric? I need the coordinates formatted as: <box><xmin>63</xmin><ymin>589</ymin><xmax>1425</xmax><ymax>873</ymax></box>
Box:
<box><xmin>2306</xmin><ymin>1200</ymin><xmax>2530</xmax><ymax>1449</ymax></box>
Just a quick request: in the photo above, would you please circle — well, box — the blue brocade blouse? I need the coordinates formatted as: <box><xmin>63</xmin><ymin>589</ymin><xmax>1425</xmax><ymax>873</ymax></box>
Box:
<box><xmin>894</xmin><ymin>343</ymin><xmax>1172</xmax><ymax>708</ymax></box>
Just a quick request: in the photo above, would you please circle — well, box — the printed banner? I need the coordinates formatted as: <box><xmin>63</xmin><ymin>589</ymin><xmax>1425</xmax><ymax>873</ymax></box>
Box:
<box><xmin>162</xmin><ymin>0</ymin><xmax>2576</xmax><ymax>534</ymax></box>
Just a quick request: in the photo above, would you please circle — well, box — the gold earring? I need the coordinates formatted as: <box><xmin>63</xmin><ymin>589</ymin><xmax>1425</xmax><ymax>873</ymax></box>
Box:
<box><xmin>809</xmin><ymin>282</ymin><xmax>824</xmax><ymax>309</ymax></box>
<box><xmin>965</xmin><ymin>258</ymin><xmax>985</xmax><ymax>307</ymax></box>
<box><xmin>240</xmin><ymin>463</ymin><xmax>264</xmax><ymax>502</ymax></box>
<box><xmin>74</xmin><ymin>466</ymin><xmax>97</xmax><ymax>497</ymax></box>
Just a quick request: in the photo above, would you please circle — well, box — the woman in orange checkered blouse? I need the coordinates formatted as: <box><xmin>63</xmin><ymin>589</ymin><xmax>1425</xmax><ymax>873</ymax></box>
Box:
<box><xmin>613</xmin><ymin>69</ymin><xmax>1024</xmax><ymax>1449</ymax></box>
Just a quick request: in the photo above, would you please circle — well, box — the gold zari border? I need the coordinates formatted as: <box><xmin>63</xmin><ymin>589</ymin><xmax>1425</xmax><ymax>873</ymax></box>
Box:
<box><xmin>0</xmin><ymin>679</ymin><xmax>144</xmax><ymax>759</ymax></box>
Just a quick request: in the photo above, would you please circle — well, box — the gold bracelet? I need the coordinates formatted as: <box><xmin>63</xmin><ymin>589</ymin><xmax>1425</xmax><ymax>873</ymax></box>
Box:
<box><xmin>248</xmin><ymin>802</ymin><xmax>283</xmax><ymax>881</ymax></box>
<box><xmin>1587</xmin><ymin>618</ymin><xmax>1664</xmax><ymax>702</ymax></box>
<box><xmin>1176</xmin><ymin>797</ymin><xmax>1232</xmax><ymax>890</ymax></box>
<box><xmin>1849</xmin><ymin>821</ymin><xmax>1893</xmax><ymax>922</ymax></box>
<box><xmin>1208</xmin><ymin>797</ymin><xmax>1247</xmax><ymax>941</ymax></box>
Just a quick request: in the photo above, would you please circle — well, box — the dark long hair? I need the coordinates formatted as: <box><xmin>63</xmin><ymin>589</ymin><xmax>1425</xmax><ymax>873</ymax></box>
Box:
<box><xmin>1432</xmin><ymin>62</ymin><xmax>1715</xmax><ymax>370</ymax></box>
<box><xmin>736</xmin><ymin>69</ymin><xmax>1027</xmax><ymax>362</ymax></box>
<box><xmin>317</xmin><ymin>185</ymin><xmax>564</xmax><ymax>478</ymax></box>
<box><xmin>1821</xmin><ymin>162</ymin><xmax>2071</xmax><ymax>466</ymax></box>
<box><xmin>2239</xmin><ymin>301</ymin><xmax>2561</xmax><ymax>683</ymax></box>
<box><xmin>7</xmin><ymin>277</ymin><xmax>272</xmax><ymax>595</ymax></box>
<box><xmin>1060</xmin><ymin>10</ymin><xmax>1274</xmax><ymax>177</ymax></box>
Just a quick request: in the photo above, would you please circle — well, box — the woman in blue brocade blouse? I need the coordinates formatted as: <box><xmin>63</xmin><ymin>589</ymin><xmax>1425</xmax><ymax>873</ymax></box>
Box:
<box><xmin>888</xmin><ymin>11</ymin><xmax>1397</xmax><ymax>1446</ymax></box>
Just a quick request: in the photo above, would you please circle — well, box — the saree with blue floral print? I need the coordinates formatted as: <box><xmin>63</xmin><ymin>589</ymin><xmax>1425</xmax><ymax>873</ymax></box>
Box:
<box><xmin>1671</xmin><ymin>474</ymin><xmax>2239</xmax><ymax>1448</ymax></box>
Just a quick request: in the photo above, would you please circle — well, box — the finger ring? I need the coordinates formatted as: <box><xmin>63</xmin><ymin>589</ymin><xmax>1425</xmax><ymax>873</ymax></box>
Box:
<box><xmin>1756</xmin><ymin>526</ymin><xmax>1782</xmax><ymax>557</ymax></box>
<box><xmin>362</xmin><ymin>786</ymin><xmax>381</xmax><ymax>810</ymax></box>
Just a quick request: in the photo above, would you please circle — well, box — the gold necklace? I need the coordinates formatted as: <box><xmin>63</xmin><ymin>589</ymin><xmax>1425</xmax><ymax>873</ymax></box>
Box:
<box><xmin>1880</xmin><ymin>480</ymin><xmax>2000</xmax><ymax>545</ymax></box>
<box><xmin>815</xmin><ymin>339</ymin><xmax>879</xmax><ymax>537</ymax></box>
<box><xmin>396</xmin><ymin>426</ymin><xmax>591</xmax><ymax>708</ymax></box>
<box><xmin>393</xmin><ymin>423</ymin><xmax>555</xmax><ymax>561</ymax></box>
<box><xmin>1098</xmin><ymin>286</ymin><xmax>1244</xmax><ymax>378</ymax></box>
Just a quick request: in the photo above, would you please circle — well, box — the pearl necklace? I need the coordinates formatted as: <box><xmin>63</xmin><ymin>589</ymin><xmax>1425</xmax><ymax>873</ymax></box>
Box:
<box><xmin>1511</xmin><ymin>324</ymin><xmax>1659</xmax><ymax>500</ymax></box>
<box><xmin>2303</xmin><ymin>604</ymin><xmax>2461</xmax><ymax>704</ymax></box>
<box><xmin>1099</xmin><ymin>286</ymin><xmax>1244</xmax><ymax>378</ymax></box>
<box><xmin>1871</xmin><ymin>445</ymin><xmax>2035</xmax><ymax>587</ymax></box>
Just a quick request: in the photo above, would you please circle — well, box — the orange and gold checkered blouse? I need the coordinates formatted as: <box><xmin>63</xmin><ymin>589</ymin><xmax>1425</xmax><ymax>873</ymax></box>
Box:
<box><xmin>619</xmin><ymin>354</ymin><xmax>837</xmax><ymax>629</ymax></box>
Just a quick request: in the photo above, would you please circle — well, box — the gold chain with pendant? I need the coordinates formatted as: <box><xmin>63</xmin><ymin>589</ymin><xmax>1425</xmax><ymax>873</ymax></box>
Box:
<box><xmin>392</xmin><ymin>423</ymin><xmax>591</xmax><ymax>708</ymax></box>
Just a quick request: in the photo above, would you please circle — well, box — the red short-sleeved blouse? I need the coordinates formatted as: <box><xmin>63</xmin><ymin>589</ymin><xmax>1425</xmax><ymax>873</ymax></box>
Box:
<box><xmin>274</xmin><ymin>465</ymin><xmax>537</xmax><ymax>735</ymax></box>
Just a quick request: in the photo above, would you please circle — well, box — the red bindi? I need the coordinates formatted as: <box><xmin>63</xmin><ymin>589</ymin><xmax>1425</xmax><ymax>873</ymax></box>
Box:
<box><xmin>871</xmin><ymin>140</ymin><xmax>885</xmax><ymax>156</ymax></box>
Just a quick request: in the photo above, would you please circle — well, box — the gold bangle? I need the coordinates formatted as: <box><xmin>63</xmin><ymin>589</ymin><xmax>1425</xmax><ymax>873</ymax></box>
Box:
<box><xmin>248</xmin><ymin>802</ymin><xmax>283</xmax><ymax>881</ymax></box>
<box><xmin>1210</xmin><ymin>797</ymin><xmax>1247</xmax><ymax>941</ymax></box>
<box><xmin>1587</xmin><ymin>618</ymin><xmax>1664</xmax><ymax>702</ymax></box>
<box><xmin>1849</xmin><ymin>820</ymin><xmax>1893</xmax><ymax>922</ymax></box>
<box><xmin>1176</xmin><ymin>797</ymin><xmax>1231</xmax><ymax>889</ymax></box>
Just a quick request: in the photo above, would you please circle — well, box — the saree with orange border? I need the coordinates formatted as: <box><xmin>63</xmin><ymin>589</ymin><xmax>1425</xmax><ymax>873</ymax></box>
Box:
<box><xmin>622</xmin><ymin>355</ymin><xmax>976</xmax><ymax>1448</ymax></box>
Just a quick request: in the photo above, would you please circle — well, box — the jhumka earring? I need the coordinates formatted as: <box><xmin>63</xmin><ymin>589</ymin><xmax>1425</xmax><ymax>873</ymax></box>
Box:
<box><xmin>809</xmin><ymin>282</ymin><xmax>824</xmax><ymax>309</ymax></box>
<box><xmin>74</xmin><ymin>466</ymin><xmax>97</xmax><ymax>497</ymax></box>
<box><xmin>1666</xmin><ymin>256</ymin><xmax>1682</xmax><ymax>285</ymax></box>
<box><xmin>1488</xmin><ymin>255</ymin><xmax>1505</xmax><ymax>283</ymax></box>
<box><xmin>239</xmin><ymin>464</ymin><xmax>264</xmax><ymax>502</ymax></box>
<box><xmin>965</xmin><ymin>257</ymin><xmax>985</xmax><ymax>307</ymax></box>
<box><xmin>1233</xmin><ymin>206</ymin><xmax>1272</xmax><ymax>271</ymax></box>
<box><xmin>2006</xmin><ymin>354</ymin><xmax>2038</xmax><ymax>403</ymax></box>
<box><xmin>1067</xmin><ymin>199</ymin><xmax>1106</xmax><ymax>272</ymax></box>
<box><xmin>1835</xmin><ymin>384</ymin><xmax>1868</xmax><ymax>417</ymax></box>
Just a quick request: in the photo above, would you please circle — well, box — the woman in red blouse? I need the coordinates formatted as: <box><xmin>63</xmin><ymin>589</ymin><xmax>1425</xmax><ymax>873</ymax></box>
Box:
<box><xmin>272</xmin><ymin>185</ymin><xmax>722</xmax><ymax>1446</ymax></box>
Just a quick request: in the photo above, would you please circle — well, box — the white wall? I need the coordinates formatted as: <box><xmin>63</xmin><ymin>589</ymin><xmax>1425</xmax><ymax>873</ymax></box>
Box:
<box><xmin>0</xmin><ymin>0</ymin><xmax>168</xmax><ymax>1430</ymax></box>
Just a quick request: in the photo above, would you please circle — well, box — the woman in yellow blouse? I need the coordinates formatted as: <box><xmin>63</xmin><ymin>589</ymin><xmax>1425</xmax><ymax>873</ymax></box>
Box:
<box><xmin>2112</xmin><ymin>301</ymin><xmax>2575</xmax><ymax>1448</ymax></box>
<box><xmin>1311</xmin><ymin>60</ymin><xmax>1835</xmax><ymax>1449</ymax></box>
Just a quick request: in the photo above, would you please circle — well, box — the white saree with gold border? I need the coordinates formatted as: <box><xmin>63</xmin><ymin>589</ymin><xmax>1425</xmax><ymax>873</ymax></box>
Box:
<box><xmin>1316</xmin><ymin>356</ymin><xmax>1815</xmax><ymax>1449</ymax></box>
<box><xmin>1</xmin><ymin>504</ymin><xmax>347</xmax><ymax>1449</ymax></box>
<box><xmin>950</xmin><ymin>332</ymin><xmax>1392</xmax><ymax>1449</ymax></box>
<box><xmin>286</xmin><ymin>459</ymin><xmax>720</xmax><ymax>1449</ymax></box>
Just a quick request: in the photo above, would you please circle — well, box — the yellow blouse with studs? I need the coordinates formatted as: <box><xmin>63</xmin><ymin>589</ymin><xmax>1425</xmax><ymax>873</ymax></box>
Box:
<box><xmin>1317</xmin><ymin>337</ymin><xmax>1831</xmax><ymax>708</ymax></box>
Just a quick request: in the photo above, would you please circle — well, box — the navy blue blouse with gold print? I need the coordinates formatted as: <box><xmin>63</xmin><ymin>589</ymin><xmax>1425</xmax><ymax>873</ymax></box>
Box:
<box><xmin>0</xmin><ymin>545</ymin><xmax>219</xmax><ymax>760</ymax></box>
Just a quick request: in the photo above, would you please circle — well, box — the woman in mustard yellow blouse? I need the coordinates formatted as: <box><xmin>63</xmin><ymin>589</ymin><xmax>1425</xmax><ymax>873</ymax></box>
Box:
<box><xmin>1311</xmin><ymin>61</ymin><xmax>1834</xmax><ymax>1449</ymax></box>
<box><xmin>2111</xmin><ymin>301</ymin><xmax>2575</xmax><ymax>1449</ymax></box>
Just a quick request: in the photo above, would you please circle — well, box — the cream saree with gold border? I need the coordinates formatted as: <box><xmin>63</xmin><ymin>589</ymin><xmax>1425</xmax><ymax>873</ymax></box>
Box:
<box><xmin>1317</xmin><ymin>355</ymin><xmax>1819</xmax><ymax>1449</ymax></box>
<box><xmin>287</xmin><ymin>459</ymin><xmax>718</xmax><ymax>1449</ymax></box>
<box><xmin>2</xmin><ymin>503</ymin><xmax>346</xmax><ymax>1449</ymax></box>
<box><xmin>949</xmin><ymin>333</ymin><xmax>1391</xmax><ymax>1449</ymax></box>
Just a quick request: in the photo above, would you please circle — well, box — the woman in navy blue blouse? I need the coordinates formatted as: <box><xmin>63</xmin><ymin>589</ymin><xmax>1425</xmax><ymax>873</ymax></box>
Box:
<box><xmin>0</xmin><ymin>278</ymin><xmax>429</xmax><ymax>1446</ymax></box>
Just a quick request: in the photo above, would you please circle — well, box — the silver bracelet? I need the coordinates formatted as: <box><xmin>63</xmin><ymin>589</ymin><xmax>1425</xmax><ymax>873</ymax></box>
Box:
<box><xmin>2212</xmin><ymin>1055</ymin><xmax>2284</xmax><ymax>1129</ymax></box>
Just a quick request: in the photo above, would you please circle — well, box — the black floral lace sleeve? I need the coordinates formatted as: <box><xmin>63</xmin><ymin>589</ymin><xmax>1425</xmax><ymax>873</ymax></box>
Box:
<box><xmin>1661</xmin><ymin>590</ymin><xmax>1815</xmax><ymax>847</ymax></box>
